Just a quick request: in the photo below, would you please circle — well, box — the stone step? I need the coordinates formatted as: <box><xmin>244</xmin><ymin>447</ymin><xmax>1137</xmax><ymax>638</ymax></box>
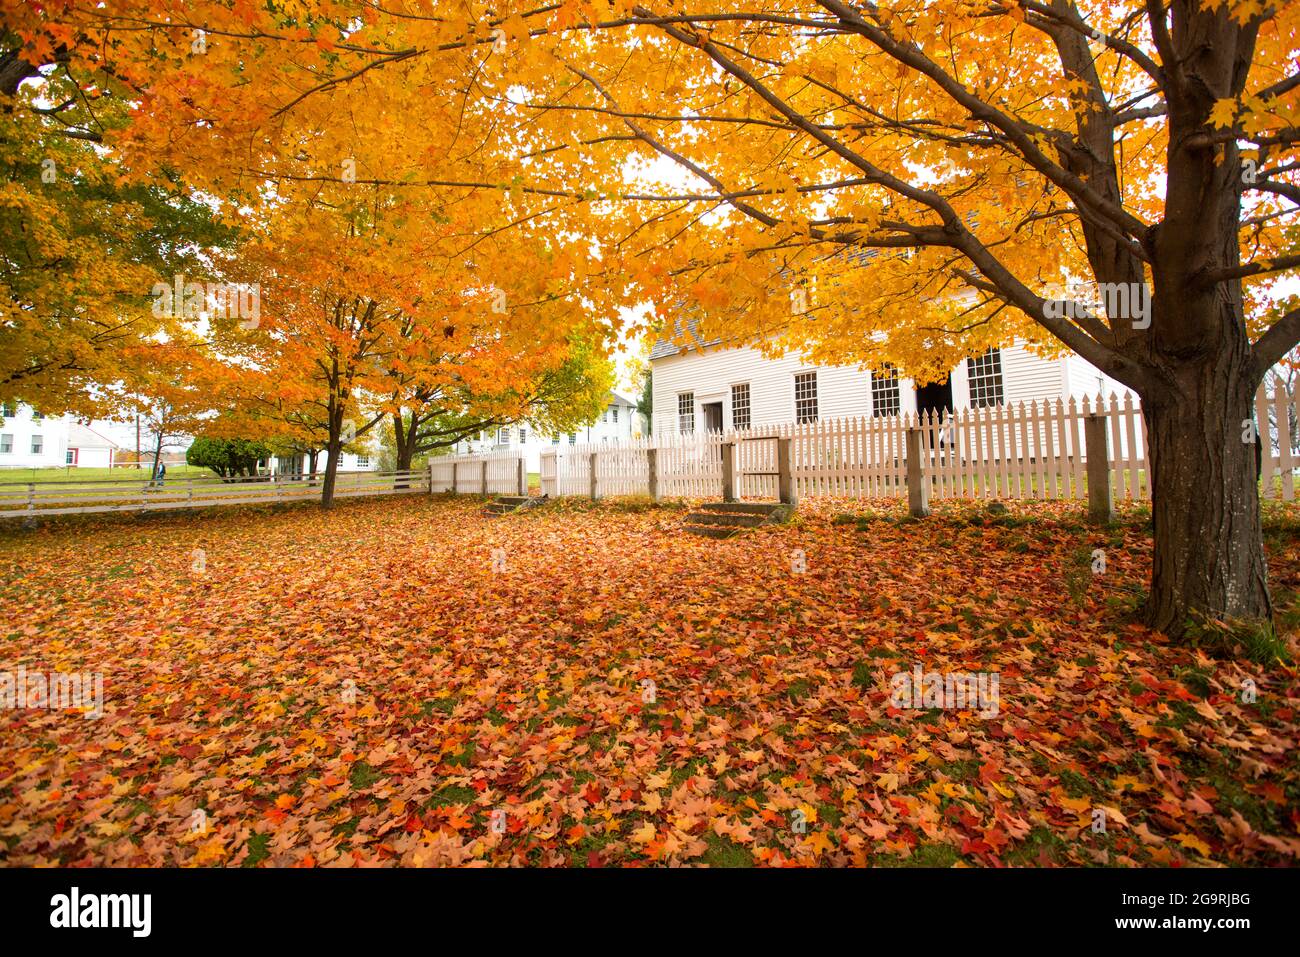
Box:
<box><xmin>684</xmin><ymin>524</ymin><xmax>743</xmax><ymax>539</ymax></box>
<box><xmin>685</xmin><ymin>511</ymin><xmax>769</xmax><ymax>528</ymax></box>
<box><xmin>484</xmin><ymin>494</ymin><xmax>547</xmax><ymax>516</ymax></box>
<box><xmin>682</xmin><ymin>500</ymin><xmax>795</xmax><ymax>538</ymax></box>
<box><xmin>695</xmin><ymin>501</ymin><xmax>786</xmax><ymax>515</ymax></box>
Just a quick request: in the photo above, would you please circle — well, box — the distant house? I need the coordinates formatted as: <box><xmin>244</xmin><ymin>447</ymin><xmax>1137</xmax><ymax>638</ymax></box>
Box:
<box><xmin>452</xmin><ymin>390</ymin><xmax>642</xmax><ymax>471</ymax></box>
<box><xmin>648</xmin><ymin>324</ymin><xmax>1131</xmax><ymax>436</ymax></box>
<box><xmin>0</xmin><ymin>402</ymin><xmax>121</xmax><ymax>469</ymax></box>
<box><xmin>270</xmin><ymin>450</ymin><xmax>377</xmax><ymax>475</ymax></box>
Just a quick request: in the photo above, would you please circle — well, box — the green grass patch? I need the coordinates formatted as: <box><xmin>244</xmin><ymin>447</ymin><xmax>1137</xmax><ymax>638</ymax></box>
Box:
<box><xmin>701</xmin><ymin>832</ymin><xmax>754</xmax><ymax>867</ymax></box>
<box><xmin>349</xmin><ymin>761</ymin><xmax>382</xmax><ymax>790</ymax></box>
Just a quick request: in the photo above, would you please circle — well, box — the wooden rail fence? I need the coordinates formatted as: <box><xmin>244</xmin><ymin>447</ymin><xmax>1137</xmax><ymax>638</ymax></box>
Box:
<box><xmin>0</xmin><ymin>470</ymin><xmax>431</xmax><ymax>520</ymax></box>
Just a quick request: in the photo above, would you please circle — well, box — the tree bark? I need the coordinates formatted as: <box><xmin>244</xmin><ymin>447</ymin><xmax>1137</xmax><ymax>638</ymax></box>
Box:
<box><xmin>321</xmin><ymin>403</ymin><xmax>344</xmax><ymax>509</ymax></box>
<box><xmin>149</xmin><ymin>440</ymin><xmax>163</xmax><ymax>486</ymax></box>
<box><xmin>393</xmin><ymin>412</ymin><xmax>416</xmax><ymax>487</ymax></box>
<box><xmin>321</xmin><ymin>438</ymin><xmax>340</xmax><ymax>508</ymax></box>
<box><xmin>1142</xmin><ymin>351</ymin><xmax>1272</xmax><ymax>634</ymax></box>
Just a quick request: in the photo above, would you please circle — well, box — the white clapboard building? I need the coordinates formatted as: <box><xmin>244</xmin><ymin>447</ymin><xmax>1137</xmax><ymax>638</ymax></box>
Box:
<box><xmin>0</xmin><ymin>402</ymin><xmax>122</xmax><ymax>470</ymax></box>
<box><xmin>649</xmin><ymin>324</ymin><xmax>1131</xmax><ymax>436</ymax></box>
<box><xmin>453</xmin><ymin>390</ymin><xmax>642</xmax><ymax>471</ymax></box>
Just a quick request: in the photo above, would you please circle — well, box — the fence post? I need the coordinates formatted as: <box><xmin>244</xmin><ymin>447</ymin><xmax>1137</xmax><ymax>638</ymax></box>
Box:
<box><xmin>481</xmin><ymin>459</ymin><xmax>489</xmax><ymax>497</ymax></box>
<box><xmin>647</xmin><ymin>447</ymin><xmax>660</xmax><ymax>502</ymax></box>
<box><xmin>1084</xmin><ymin>414</ymin><xmax>1114</xmax><ymax>524</ymax></box>
<box><xmin>517</xmin><ymin>458</ymin><xmax>527</xmax><ymax>496</ymax></box>
<box><xmin>428</xmin><ymin>464</ymin><xmax>434</xmax><ymax>495</ymax></box>
<box><xmin>589</xmin><ymin>452</ymin><xmax>599</xmax><ymax>500</ymax></box>
<box><xmin>721</xmin><ymin>441</ymin><xmax>736</xmax><ymax>502</ymax></box>
<box><xmin>906</xmin><ymin>428</ymin><xmax>930</xmax><ymax>518</ymax></box>
<box><xmin>776</xmin><ymin>437</ymin><xmax>796</xmax><ymax>505</ymax></box>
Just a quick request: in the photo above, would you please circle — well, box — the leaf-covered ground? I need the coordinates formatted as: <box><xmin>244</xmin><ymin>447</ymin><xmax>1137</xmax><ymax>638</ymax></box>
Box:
<box><xmin>1</xmin><ymin>495</ymin><xmax>1298</xmax><ymax>867</ymax></box>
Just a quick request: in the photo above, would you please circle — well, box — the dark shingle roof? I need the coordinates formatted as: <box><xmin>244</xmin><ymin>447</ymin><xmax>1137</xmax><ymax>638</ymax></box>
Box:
<box><xmin>649</xmin><ymin>315</ymin><xmax>724</xmax><ymax>361</ymax></box>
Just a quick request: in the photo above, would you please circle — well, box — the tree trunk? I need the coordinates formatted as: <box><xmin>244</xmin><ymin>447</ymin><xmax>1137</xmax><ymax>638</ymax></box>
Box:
<box><xmin>394</xmin><ymin>413</ymin><xmax>413</xmax><ymax>487</ymax></box>
<box><xmin>1143</xmin><ymin>357</ymin><xmax>1272</xmax><ymax>635</ymax></box>
<box><xmin>149</xmin><ymin>440</ymin><xmax>163</xmax><ymax>486</ymax></box>
<box><xmin>321</xmin><ymin>440</ymin><xmax>340</xmax><ymax>508</ymax></box>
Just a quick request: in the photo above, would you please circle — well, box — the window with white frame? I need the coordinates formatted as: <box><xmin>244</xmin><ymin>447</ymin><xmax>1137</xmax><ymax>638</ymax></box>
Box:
<box><xmin>0</xmin><ymin>434</ymin><xmax>11</xmax><ymax>453</ymax></box>
<box><xmin>66</xmin><ymin>449</ymin><xmax>77</xmax><ymax>465</ymax></box>
<box><xmin>356</xmin><ymin>454</ymin><xmax>370</xmax><ymax>468</ymax></box>
<box><xmin>31</xmin><ymin>435</ymin><xmax>42</xmax><ymax>454</ymax></box>
<box><xmin>871</xmin><ymin>365</ymin><xmax>901</xmax><ymax>417</ymax></box>
<box><xmin>1</xmin><ymin>402</ymin><xmax>14</xmax><ymax>418</ymax></box>
<box><xmin>731</xmin><ymin>383</ymin><xmax>751</xmax><ymax>430</ymax></box>
<box><xmin>612</xmin><ymin>406</ymin><xmax>619</xmax><ymax>423</ymax></box>
<box><xmin>568</xmin><ymin>432</ymin><xmax>577</xmax><ymax>445</ymax></box>
<box><xmin>966</xmin><ymin>349</ymin><xmax>1005</xmax><ymax>408</ymax></box>
<box><xmin>552</xmin><ymin>434</ymin><xmax>560</xmax><ymax>445</ymax></box>
<box><xmin>498</xmin><ymin>427</ymin><xmax>509</xmax><ymax>444</ymax></box>
<box><xmin>518</xmin><ymin>427</ymin><xmax>527</xmax><ymax>445</ymax></box>
<box><xmin>678</xmin><ymin>392</ymin><xmax>695</xmax><ymax>433</ymax></box>
<box><xmin>794</xmin><ymin>372</ymin><xmax>818</xmax><ymax>423</ymax></box>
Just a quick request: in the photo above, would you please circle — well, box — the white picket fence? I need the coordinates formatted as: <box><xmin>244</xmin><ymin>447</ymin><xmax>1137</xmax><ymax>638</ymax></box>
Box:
<box><xmin>528</xmin><ymin>386</ymin><xmax>1300</xmax><ymax>503</ymax></box>
<box><xmin>430</xmin><ymin>450</ymin><xmax>527</xmax><ymax>495</ymax></box>
<box><xmin>6</xmin><ymin>385</ymin><xmax>1293</xmax><ymax>521</ymax></box>
<box><xmin>1258</xmin><ymin>383</ymin><xmax>1299</xmax><ymax>501</ymax></box>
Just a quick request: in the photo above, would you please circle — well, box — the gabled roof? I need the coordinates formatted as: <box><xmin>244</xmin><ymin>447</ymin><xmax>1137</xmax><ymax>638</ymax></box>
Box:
<box><xmin>649</xmin><ymin>315</ymin><xmax>727</xmax><ymax>361</ymax></box>
<box><xmin>67</xmin><ymin>422</ymin><xmax>120</xmax><ymax>449</ymax></box>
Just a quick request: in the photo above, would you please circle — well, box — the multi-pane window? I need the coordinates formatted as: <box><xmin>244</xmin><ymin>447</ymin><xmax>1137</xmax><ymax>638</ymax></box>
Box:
<box><xmin>498</xmin><ymin>427</ymin><xmax>510</xmax><ymax>444</ymax></box>
<box><xmin>1</xmin><ymin>402</ymin><xmax>14</xmax><ymax>417</ymax></box>
<box><xmin>731</xmin><ymin>383</ymin><xmax>751</xmax><ymax>430</ymax></box>
<box><xmin>966</xmin><ymin>349</ymin><xmax>1005</xmax><ymax>408</ymax></box>
<box><xmin>31</xmin><ymin>435</ymin><xmax>42</xmax><ymax>454</ymax></box>
<box><xmin>871</xmin><ymin>365</ymin><xmax>901</xmax><ymax>417</ymax></box>
<box><xmin>794</xmin><ymin>372</ymin><xmax>818</xmax><ymax>424</ymax></box>
<box><xmin>518</xmin><ymin>427</ymin><xmax>527</xmax><ymax>445</ymax></box>
<box><xmin>31</xmin><ymin>409</ymin><xmax>41</xmax><ymax>420</ymax></box>
<box><xmin>568</xmin><ymin>432</ymin><xmax>577</xmax><ymax>445</ymax></box>
<box><xmin>612</xmin><ymin>406</ymin><xmax>619</xmax><ymax>423</ymax></box>
<box><xmin>678</xmin><ymin>392</ymin><xmax>695</xmax><ymax>434</ymax></box>
<box><xmin>552</xmin><ymin>434</ymin><xmax>560</xmax><ymax>445</ymax></box>
<box><xmin>0</xmin><ymin>434</ymin><xmax>11</xmax><ymax>453</ymax></box>
<box><xmin>356</xmin><ymin>455</ymin><xmax>370</xmax><ymax>468</ymax></box>
<box><xmin>66</xmin><ymin>449</ymin><xmax>76</xmax><ymax>465</ymax></box>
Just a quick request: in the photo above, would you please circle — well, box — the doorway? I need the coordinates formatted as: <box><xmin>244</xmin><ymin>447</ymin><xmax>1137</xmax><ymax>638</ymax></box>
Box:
<box><xmin>702</xmin><ymin>401</ymin><xmax>724</xmax><ymax>433</ymax></box>
<box><xmin>915</xmin><ymin>376</ymin><xmax>953</xmax><ymax>416</ymax></box>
